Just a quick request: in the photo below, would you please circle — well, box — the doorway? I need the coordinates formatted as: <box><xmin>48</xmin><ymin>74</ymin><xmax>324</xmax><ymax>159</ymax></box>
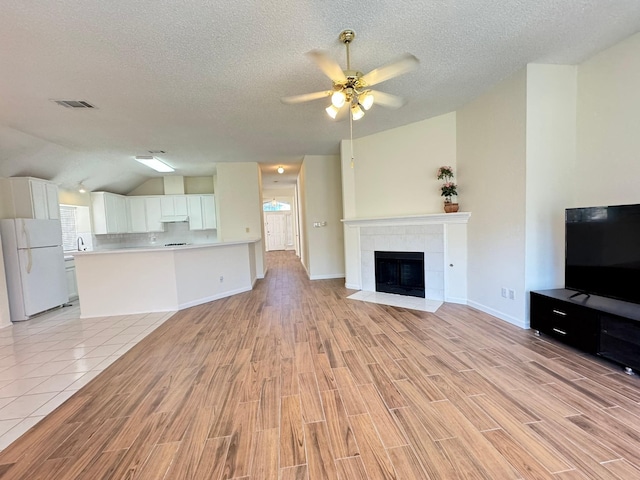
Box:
<box><xmin>263</xmin><ymin>199</ymin><xmax>295</xmax><ymax>252</ymax></box>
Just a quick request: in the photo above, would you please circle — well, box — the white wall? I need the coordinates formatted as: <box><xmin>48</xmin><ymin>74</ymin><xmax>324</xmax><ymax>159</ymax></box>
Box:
<box><xmin>575</xmin><ymin>32</ymin><xmax>640</xmax><ymax>207</ymax></box>
<box><xmin>457</xmin><ymin>69</ymin><xmax>528</xmax><ymax>327</ymax></box>
<box><xmin>300</xmin><ymin>155</ymin><xmax>345</xmax><ymax>279</ymax></box>
<box><xmin>524</xmin><ymin>64</ymin><xmax>577</xmax><ymax>300</ymax></box>
<box><xmin>352</xmin><ymin>112</ymin><xmax>457</xmax><ymax>217</ymax></box>
<box><xmin>216</xmin><ymin>162</ymin><xmax>265</xmax><ymax>276</ymax></box>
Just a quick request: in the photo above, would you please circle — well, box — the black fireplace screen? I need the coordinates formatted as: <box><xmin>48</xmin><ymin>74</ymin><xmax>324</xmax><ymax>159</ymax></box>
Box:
<box><xmin>374</xmin><ymin>251</ymin><xmax>425</xmax><ymax>298</ymax></box>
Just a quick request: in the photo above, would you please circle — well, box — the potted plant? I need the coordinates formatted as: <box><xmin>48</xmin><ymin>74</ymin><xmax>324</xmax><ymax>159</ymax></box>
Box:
<box><xmin>437</xmin><ymin>166</ymin><xmax>459</xmax><ymax>213</ymax></box>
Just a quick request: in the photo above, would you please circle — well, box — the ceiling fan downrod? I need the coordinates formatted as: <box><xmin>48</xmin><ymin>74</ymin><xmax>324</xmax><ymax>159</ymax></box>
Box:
<box><xmin>339</xmin><ymin>29</ymin><xmax>355</xmax><ymax>71</ymax></box>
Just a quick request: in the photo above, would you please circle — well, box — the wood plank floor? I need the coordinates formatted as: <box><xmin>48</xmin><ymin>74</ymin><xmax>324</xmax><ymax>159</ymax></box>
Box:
<box><xmin>1</xmin><ymin>250</ymin><xmax>640</xmax><ymax>479</ymax></box>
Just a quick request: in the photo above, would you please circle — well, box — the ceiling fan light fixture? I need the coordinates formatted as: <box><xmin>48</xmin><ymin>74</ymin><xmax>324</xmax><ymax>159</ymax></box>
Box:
<box><xmin>351</xmin><ymin>104</ymin><xmax>364</xmax><ymax>121</ymax></box>
<box><xmin>331</xmin><ymin>90</ymin><xmax>346</xmax><ymax>108</ymax></box>
<box><xmin>360</xmin><ymin>92</ymin><xmax>374</xmax><ymax>110</ymax></box>
<box><xmin>326</xmin><ymin>104</ymin><xmax>340</xmax><ymax>119</ymax></box>
<box><xmin>277</xmin><ymin>166</ymin><xmax>285</xmax><ymax>174</ymax></box>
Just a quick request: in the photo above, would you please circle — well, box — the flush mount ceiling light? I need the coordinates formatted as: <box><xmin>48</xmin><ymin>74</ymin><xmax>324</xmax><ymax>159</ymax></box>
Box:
<box><xmin>277</xmin><ymin>166</ymin><xmax>285</xmax><ymax>174</ymax></box>
<box><xmin>77</xmin><ymin>183</ymin><xmax>87</xmax><ymax>193</ymax></box>
<box><xmin>281</xmin><ymin>29</ymin><xmax>418</xmax><ymax>121</ymax></box>
<box><xmin>135</xmin><ymin>155</ymin><xmax>174</xmax><ymax>173</ymax></box>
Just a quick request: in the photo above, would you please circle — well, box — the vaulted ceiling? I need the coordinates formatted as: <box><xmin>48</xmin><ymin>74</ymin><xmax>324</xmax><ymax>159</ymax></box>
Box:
<box><xmin>1</xmin><ymin>1</ymin><xmax>639</xmax><ymax>193</ymax></box>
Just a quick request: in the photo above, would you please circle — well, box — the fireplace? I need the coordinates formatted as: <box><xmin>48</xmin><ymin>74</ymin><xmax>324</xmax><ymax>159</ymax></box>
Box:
<box><xmin>375</xmin><ymin>251</ymin><xmax>425</xmax><ymax>298</ymax></box>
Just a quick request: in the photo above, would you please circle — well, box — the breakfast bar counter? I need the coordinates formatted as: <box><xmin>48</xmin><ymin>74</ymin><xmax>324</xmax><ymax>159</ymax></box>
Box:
<box><xmin>73</xmin><ymin>239</ymin><xmax>261</xmax><ymax>318</ymax></box>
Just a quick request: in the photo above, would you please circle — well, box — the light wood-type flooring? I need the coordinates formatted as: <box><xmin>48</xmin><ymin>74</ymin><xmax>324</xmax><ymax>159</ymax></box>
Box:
<box><xmin>1</xmin><ymin>250</ymin><xmax>640</xmax><ymax>479</ymax></box>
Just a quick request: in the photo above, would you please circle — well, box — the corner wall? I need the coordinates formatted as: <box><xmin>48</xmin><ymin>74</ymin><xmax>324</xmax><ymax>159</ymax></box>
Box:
<box><xmin>524</xmin><ymin>64</ymin><xmax>577</xmax><ymax>300</ymax></box>
<box><xmin>575</xmin><ymin>32</ymin><xmax>640</xmax><ymax>207</ymax></box>
<box><xmin>457</xmin><ymin>69</ymin><xmax>528</xmax><ymax>327</ymax></box>
<box><xmin>299</xmin><ymin>155</ymin><xmax>344</xmax><ymax>279</ymax></box>
<box><xmin>216</xmin><ymin>162</ymin><xmax>265</xmax><ymax>277</ymax></box>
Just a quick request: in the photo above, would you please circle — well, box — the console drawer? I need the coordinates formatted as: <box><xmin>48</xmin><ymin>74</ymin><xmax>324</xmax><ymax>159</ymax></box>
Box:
<box><xmin>530</xmin><ymin>292</ymin><xmax>599</xmax><ymax>353</ymax></box>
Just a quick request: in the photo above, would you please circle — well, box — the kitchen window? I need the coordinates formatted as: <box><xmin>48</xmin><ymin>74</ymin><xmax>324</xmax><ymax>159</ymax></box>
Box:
<box><xmin>60</xmin><ymin>205</ymin><xmax>78</xmax><ymax>252</ymax></box>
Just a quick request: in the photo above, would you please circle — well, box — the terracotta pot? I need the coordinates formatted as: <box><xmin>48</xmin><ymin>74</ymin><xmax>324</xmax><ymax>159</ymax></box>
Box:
<box><xmin>444</xmin><ymin>202</ymin><xmax>459</xmax><ymax>213</ymax></box>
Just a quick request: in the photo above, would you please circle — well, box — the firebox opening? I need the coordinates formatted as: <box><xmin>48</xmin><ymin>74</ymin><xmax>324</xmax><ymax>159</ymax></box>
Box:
<box><xmin>374</xmin><ymin>251</ymin><xmax>425</xmax><ymax>298</ymax></box>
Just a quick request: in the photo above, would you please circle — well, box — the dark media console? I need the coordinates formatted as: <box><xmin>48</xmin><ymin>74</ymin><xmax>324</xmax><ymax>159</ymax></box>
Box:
<box><xmin>530</xmin><ymin>289</ymin><xmax>640</xmax><ymax>374</ymax></box>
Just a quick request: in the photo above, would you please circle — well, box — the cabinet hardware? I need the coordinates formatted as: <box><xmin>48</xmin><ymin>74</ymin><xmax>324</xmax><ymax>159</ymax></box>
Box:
<box><xmin>552</xmin><ymin>328</ymin><xmax>567</xmax><ymax>335</ymax></box>
<box><xmin>552</xmin><ymin>309</ymin><xmax>567</xmax><ymax>316</ymax></box>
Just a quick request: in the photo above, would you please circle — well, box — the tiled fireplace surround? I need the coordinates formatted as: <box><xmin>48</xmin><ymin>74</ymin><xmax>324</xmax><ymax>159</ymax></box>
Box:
<box><xmin>343</xmin><ymin>213</ymin><xmax>471</xmax><ymax>303</ymax></box>
<box><xmin>360</xmin><ymin>224</ymin><xmax>445</xmax><ymax>300</ymax></box>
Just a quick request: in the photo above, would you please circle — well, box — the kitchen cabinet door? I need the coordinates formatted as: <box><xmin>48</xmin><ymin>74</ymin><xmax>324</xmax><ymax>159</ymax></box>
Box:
<box><xmin>160</xmin><ymin>195</ymin><xmax>188</xmax><ymax>216</ymax></box>
<box><xmin>66</xmin><ymin>260</ymin><xmax>78</xmax><ymax>301</ymax></box>
<box><xmin>145</xmin><ymin>197</ymin><xmax>164</xmax><ymax>232</ymax></box>
<box><xmin>92</xmin><ymin>192</ymin><xmax>129</xmax><ymax>234</ymax></box>
<box><xmin>30</xmin><ymin>180</ymin><xmax>48</xmax><ymax>219</ymax></box>
<box><xmin>202</xmin><ymin>195</ymin><xmax>217</xmax><ymax>229</ymax></box>
<box><xmin>187</xmin><ymin>196</ymin><xmax>203</xmax><ymax>230</ymax></box>
<box><xmin>128</xmin><ymin>197</ymin><xmax>147</xmax><ymax>233</ymax></box>
<box><xmin>45</xmin><ymin>183</ymin><xmax>60</xmax><ymax>219</ymax></box>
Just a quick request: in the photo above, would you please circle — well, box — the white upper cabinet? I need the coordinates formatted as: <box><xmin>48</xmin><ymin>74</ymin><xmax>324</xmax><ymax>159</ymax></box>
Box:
<box><xmin>0</xmin><ymin>177</ymin><xmax>60</xmax><ymax>220</ymax></box>
<box><xmin>187</xmin><ymin>196</ymin><xmax>203</xmax><ymax>230</ymax></box>
<box><xmin>128</xmin><ymin>197</ymin><xmax>147</xmax><ymax>233</ymax></box>
<box><xmin>202</xmin><ymin>195</ymin><xmax>217</xmax><ymax>230</ymax></box>
<box><xmin>160</xmin><ymin>195</ymin><xmax>188</xmax><ymax>217</ymax></box>
<box><xmin>91</xmin><ymin>192</ymin><xmax>129</xmax><ymax>234</ymax></box>
<box><xmin>145</xmin><ymin>197</ymin><xmax>164</xmax><ymax>232</ymax></box>
<box><xmin>127</xmin><ymin>196</ymin><xmax>165</xmax><ymax>233</ymax></box>
<box><xmin>187</xmin><ymin>194</ymin><xmax>216</xmax><ymax>230</ymax></box>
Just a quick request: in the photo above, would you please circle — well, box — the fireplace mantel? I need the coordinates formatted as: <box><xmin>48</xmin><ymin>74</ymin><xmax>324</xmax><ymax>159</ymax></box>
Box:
<box><xmin>342</xmin><ymin>212</ymin><xmax>471</xmax><ymax>227</ymax></box>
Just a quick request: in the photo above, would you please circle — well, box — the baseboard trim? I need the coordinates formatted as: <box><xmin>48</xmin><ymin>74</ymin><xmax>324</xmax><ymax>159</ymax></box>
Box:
<box><xmin>445</xmin><ymin>296</ymin><xmax>468</xmax><ymax>305</ymax></box>
<box><xmin>345</xmin><ymin>283</ymin><xmax>361</xmax><ymax>290</ymax></box>
<box><xmin>467</xmin><ymin>300</ymin><xmax>528</xmax><ymax>329</ymax></box>
<box><xmin>309</xmin><ymin>273</ymin><xmax>346</xmax><ymax>280</ymax></box>
<box><xmin>178</xmin><ymin>286</ymin><xmax>253</xmax><ymax>310</ymax></box>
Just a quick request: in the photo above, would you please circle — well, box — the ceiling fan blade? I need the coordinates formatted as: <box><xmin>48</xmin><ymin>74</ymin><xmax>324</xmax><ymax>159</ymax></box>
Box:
<box><xmin>281</xmin><ymin>90</ymin><xmax>330</xmax><ymax>104</ymax></box>
<box><xmin>361</xmin><ymin>53</ymin><xmax>419</xmax><ymax>87</ymax></box>
<box><xmin>306</xmin><ymin>50</ymin><xmax>347</xmax><ymax>83</ymax></box>
<box><xmin>368</xmin><ymin>90</ymin><xmax>406</xmax><ymax>109</ymax></box>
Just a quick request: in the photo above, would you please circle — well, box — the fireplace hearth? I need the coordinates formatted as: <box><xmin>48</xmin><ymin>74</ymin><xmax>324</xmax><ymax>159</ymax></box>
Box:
<box><xmin>375</xmin><ymin>251</ymin><xmax>425</xmax><ymax>298</ymax></box>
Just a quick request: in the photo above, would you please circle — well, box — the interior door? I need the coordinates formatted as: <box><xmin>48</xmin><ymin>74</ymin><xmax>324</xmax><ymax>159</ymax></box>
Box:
<box><xmin>265</xmin><ymin>213</ymin><xmax>286</xmax><ymax>251</ymax></box>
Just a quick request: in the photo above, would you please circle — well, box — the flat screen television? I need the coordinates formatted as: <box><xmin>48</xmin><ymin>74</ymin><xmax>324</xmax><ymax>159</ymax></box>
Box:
<box><xmin>565</xmin><ymin>203</ymin><xmax>640</xmax><ymax>305</ymax></box>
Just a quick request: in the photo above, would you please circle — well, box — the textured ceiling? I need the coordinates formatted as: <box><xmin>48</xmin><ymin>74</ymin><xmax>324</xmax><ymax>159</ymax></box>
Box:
<box><xmin>1</xmin><ymin>0</ymin><xmax>639</xmax><ymax>193</ymax></box>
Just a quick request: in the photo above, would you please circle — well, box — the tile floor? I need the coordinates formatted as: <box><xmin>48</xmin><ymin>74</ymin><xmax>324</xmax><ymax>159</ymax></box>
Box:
<box><xmin>347</xmin><ymin>290</ymin><xmax>443</xmax><ymax>312</ymax></box>
<box><xmin>0</xmin><ymin>303</ymin><xmax>175</xmax><ymax>451</ymax></box>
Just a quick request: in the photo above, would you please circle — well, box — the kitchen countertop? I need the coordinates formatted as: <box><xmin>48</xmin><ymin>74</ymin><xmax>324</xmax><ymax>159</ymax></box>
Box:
<box><xmin>71</xmin><ymin>238</ymin><xmax>261</xmax><ymax>256</ymax></box>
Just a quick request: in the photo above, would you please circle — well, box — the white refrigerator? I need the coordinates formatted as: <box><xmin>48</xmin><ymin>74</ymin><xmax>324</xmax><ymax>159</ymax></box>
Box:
<box><xmin>0</xmin><ymin>218</ymin><xmax>68</xmax><ymax>322</ymax></box>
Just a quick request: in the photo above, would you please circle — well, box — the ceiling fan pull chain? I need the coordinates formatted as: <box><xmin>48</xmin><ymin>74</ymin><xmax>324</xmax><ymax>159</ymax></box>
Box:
<box><xmin>350</xmin><ymin>112</ymin><xmax>354</xmax><ymax>168</ymax></box>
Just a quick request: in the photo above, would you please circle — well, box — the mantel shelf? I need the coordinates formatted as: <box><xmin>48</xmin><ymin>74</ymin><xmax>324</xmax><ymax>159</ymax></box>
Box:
<box><xmin>341</xmin><ymin>212</ymin><xmax>471</xmax><ymax>227</ymax></box>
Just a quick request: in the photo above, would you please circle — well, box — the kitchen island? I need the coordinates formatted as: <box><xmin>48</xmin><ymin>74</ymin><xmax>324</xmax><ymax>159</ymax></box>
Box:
<box><xmin>73</xmin><ymin>240</ymin><xmax>261</xmax><ymax>318</ymax></box>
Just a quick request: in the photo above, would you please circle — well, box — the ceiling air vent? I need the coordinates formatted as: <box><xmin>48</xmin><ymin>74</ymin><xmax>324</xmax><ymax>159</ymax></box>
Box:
<box><xmin>52</xmin><ymin>100</ymin><xmax>96</xmax><ymax>109</ymax></box>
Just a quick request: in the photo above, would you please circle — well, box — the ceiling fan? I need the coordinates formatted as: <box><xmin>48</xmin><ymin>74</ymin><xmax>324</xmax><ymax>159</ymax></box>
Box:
<box><xmin>282</xmin><ymin>29</ymin><xmax>419</xmax><ymax>121</ymax></box>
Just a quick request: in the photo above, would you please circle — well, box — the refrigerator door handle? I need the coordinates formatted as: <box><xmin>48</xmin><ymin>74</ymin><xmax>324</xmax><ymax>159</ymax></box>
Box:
<box><xmin>21</xmin><ymin>219</ymin><xmax>33</xmax><ymax>273</ymax></box>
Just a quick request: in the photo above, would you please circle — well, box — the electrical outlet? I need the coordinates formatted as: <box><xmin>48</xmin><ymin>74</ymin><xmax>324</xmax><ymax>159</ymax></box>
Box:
<box><xmin>508</xmin><ymin>289</ymin><xmax>515</xmax><ymax>300</ymax></box>
<box><xmin>219</xmin><ymin>276</ymin><xmax>224</xmax><ymax>282</ymax></box>
<box><xmin>501</xmin><ymin>287</ymin><xmax>507</xmax><ymax>298</ymax></box>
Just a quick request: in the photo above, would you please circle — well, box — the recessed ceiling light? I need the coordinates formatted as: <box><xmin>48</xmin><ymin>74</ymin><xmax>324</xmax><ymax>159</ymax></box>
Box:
<box><xmin>135</xmin><ymin>156</ymin><xmax>174</xmax><ymax>173</ymax></box>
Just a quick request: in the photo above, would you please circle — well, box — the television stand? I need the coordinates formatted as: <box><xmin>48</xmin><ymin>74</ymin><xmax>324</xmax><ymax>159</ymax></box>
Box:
<box><xmin>530</xmin><ymin>289</ymin><xmax>640</xmax><ymax>374</ymax></box>
<box><xmin>568</xmin><ymin>291</ymin><xmax>591</xmax><ymax>300</ymax></box>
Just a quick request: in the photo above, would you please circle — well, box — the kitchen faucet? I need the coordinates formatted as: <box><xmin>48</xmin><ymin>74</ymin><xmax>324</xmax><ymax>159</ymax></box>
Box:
<box><xmin>77</xmin><ymin>236</ymin><xmax>86</xmax><ymax>251</ymax></box>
